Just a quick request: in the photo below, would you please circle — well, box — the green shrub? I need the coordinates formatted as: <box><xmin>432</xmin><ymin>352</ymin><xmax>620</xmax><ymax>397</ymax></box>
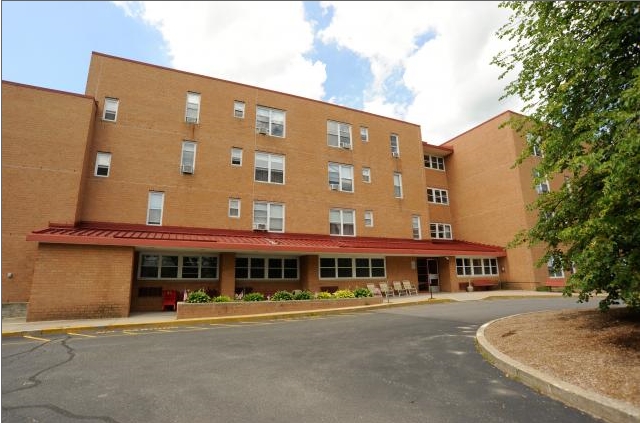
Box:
<box><xmin>315</xmin><ymin>291</ymin><xmax>333</xmax><ymax>299</ymax></box>
<box><xmin>333</xmin><ymin>289</ymin><xmax>356</xmax><ymax>298</ymax></box>
<box><xmin>212</xmin><ymin>295</ymin><xmax>233</xmax><ymax>302</ymax></box>
<box><xmin>353</xmin><ymin>287</ymin><xmax>373</xmax><ymax>298</ymax></box>
<box><xmin>243</xmin><ymin>292</ymin><xmax>265</xmax><ymax>301</ymax></box>
<box><xmin>271</xmin><ymin>290</ymin><xmax>294</xmax><ymax>301</ymax></box>
<box><xmin>293</xmin><ymin>290</ymin><xmax>313</xmax><ymax>300</ymax></box>
<box><xmin>186</xmin><ymin>289</ymin><xmax>211</xmax><ymax>303</ymax></box>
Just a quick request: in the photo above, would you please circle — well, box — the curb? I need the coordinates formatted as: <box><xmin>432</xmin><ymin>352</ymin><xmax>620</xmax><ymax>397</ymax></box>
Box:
<box><xmin>476</xmin><ymin>315</ymin><xmax>640</xmax><ymax>423</ymax></box>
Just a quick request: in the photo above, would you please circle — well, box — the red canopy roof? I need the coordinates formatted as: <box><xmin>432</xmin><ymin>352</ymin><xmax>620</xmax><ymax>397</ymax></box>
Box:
<box><xmin>27</xmin><ymin>222</ymin><xmax>506</xmax><ymax>257</ymax></box>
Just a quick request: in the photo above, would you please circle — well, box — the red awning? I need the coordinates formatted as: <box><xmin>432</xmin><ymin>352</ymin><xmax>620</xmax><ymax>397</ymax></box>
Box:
<box><xmin>26</xmin><ymin>222</ymin><xmax>506</xmax><ymax>257</ymax></box>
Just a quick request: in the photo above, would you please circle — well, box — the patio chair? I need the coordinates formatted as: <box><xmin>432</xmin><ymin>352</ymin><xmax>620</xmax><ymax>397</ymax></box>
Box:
<box><xmin>393</xmin><ymin>281</ymin><xmax>408</xmax><ymax>296</ymax></box>
<box><xmin>379</xmin><ymin>281</ymin><xmax>395</xmax><ymax>297</ymax></box>
<box><xmin>366</xmin><ymin>283</ymin><xmax>382</xmax><ymax>297</ymax></box>
<box><xmin>402</xmin><ymin>280</ymin><xmax>418</xmax><ymax>295</ymax></box>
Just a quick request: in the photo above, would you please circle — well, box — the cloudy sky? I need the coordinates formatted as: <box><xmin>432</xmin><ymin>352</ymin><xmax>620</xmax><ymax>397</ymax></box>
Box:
<box><xmin>2</xmin><ymin>1</ymin><xmax>523</xmax><ymax>144</ymax></box>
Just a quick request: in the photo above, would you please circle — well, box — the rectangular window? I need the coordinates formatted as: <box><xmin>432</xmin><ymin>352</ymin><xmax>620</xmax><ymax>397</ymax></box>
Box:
<box><xmin>430</xmin><ymin>223</ymin><xmax>452</xmax><ymax>239</ymax></box>
<box><xmin>103</xmin><ymin>97</ymin><xmax>119</xmax><ymax>122</ymax></box>
<box><xmin>427</xmin><ymin>188</ymin><xmax>449</xmax><ymax>205</ymax></box>
<box><xmin>534</xmin><ymin>170</ymin><xmax>550</xmax><ymax>193</ymax></box>
<box><xmin>138</xmin><ymin>253</ymin><xmax>218</xmax><ymax>279</ymax></box>
<box><xmin>327</xmin><ymin>120</ymin><xmax>352</xmax><ymax>149</ymax></box>
<box><xmin>185</xmin><ymin>92</ymin><xmax>201</xmax><ymax>123</ymax></box>
<box><xmin>329</xmin><ymin>209</ymin><xmax>355</xmax><ymax>236</ymax></box>
<box><xmin>390</xmin><ymin>134</ymin><xmax>400</xmax><ymax>156</ymax></box>
<box><xmin>456</xmin><ymin>258</ymin><xmax>498</xmax><ymax>276</ymax></box>
<box><xmin>234</xmin><ymin>101</ymin><xmax>245</xmax><ymax>118</ymax></box>
<box><xmin>231</xmin><ymin>148</ymin><xmax>243</xmax><ymax>166</ymax></box>
<box><xmin>235</xmin><ymin>256</ymin><xmax>299</xmax><ymax>280</ymax></box>
<box><xmin>253</xmin><ymin>202</ymin><xmax>284</xmax><ymax>232</ymax></box>
<box><xmin>548</xmin><ymin>258</ymin><xmax>564</xmax><ymax>278</ymax></box>
<box><xmin>181</xmin><ymin>141</ymin><xmax>196</xmax><ymax>174</ymax></box>
<box><xmin>412</xmin><ymin>215</ymin><xmax>421</xmax><ymax>240</ymax></box>
<box><xmin>527</xmin><ymin>133</ymin><xmax>543</xmax><ymax>157</ymax></box>
<box><xmin>255</xmin><ymin>152</ymin><xmax>284</xmax><ymax>184</ymax></box>
<box><xmin>147</xmin><ymin>191</ymin><xmax>164</xmax><ymax>225</ymax></box>
<box><xmin>364</xmin><ymin>210</ymin><xmax>373</xmax><ymax>227</ymax></box>
<box><xmin>229</xmin><ymin>198</ymin><xmax>240</xmax><ymax>218</ymax></box>
<box><xmin>362</xmin><ymin>167</ymin><xmax>371</xmax><ymax>183</ymax></box>
<box><xmin>328</xmin><ymin>162</ymin><xmax>354</xmax><ymax>192</ymax></box>
<box><xmin>393</xmin><ymin>173</ymin><xmax>403</xmax><ymax>198</ymax></box>
<box><xmin>360</xmin><ymin>126</ymin><xmax>369</xmax><ymax>142</ymax></box>
<box><xmin>319</xmin><ymin>257</ymin><xmax>385</xmax><ymax>279</ymax></box>
<box><xmin>424</xmin><ymin>155</ymin><xmax>445</xmax><ymax>170</ymax></box>
<box><xmin>256</xmin><ymin>106</ymin><xmax>285</xmax><ymax>137</ymax></box>
<box><xmin>95</xmin><ymin>152</ymin><xmax>112</xmax><ymax>177</ymax></box>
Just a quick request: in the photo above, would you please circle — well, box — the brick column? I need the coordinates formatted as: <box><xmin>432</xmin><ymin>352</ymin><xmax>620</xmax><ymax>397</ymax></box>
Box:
<box><xmin>219</xmin><ymin>252</ymin><xmax>236</xmax><ymax>297</ymax></box>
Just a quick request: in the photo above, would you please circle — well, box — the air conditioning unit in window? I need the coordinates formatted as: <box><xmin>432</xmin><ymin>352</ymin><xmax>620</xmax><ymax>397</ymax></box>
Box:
<box><xmin>257</xmin><ymin>127</ymin><xmax>268</xmax><ymax>135</ymax></box>
<box><xmin>253</xmin><ymin>223</ymin><xmax>268</xmax><ymax>231</ymax></box>
<box><xmin>185</xmin><ymin>116</ymin><xmax>198</xmax><ymax>124</ymax></box>
<box><xmin>391</xmin><ymin>151</ymin><xmax>399</xmax><ymax>158</ymax></box>
<box><xmin>181</xmin><ymin>165</ymin><xmax>194</xmax><ymax>174</ymax></box>
<box><xmin>329</xmin><ymin>183</ymin><xmax>339</xmax><ymax>191</ymax></box>
<box><xmin>340</xmin><ymin>141</ymin><xmax>351</xmax><ymax>149</ymax></box>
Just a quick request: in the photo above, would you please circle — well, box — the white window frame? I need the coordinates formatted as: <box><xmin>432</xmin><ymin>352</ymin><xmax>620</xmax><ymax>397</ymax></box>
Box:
<box><xmin>456</xmin><ymin>257</ymin><xmax>498</xmax><ymax>276</ymax></box>
<box><xmin>412</xmin><ymin>215</ymin><xmax>421</xmax><ymax>240</ymax></box>
<box><xmin>138</xmin><ymin>253</ymin><xmax>219</xmax><ymax>280</ymax></box>
<box><xmin>185</xmin><ymin>92</ymin><xmax>201</xmax><ymax>124</ymax></box>
<box><xmin>364</xmin><ymin>210</ymin><xmax>373</xmax><ymax>227</ymax></box>
<box><xmin>360</xmin><ymin>126</ymin><xmax>369</xmax><ymax>142</ymax></box>
<box><xmin>95</xmin><ymin>152</ymin><xmax>112</xmax><ymax>177</ymax></box>
<box><xmin>548</xmin><ymin>257</ymin><xmax>565</xmax><ymax>278</ymax></box>
<box><xmin>328</xmin><ymin>162</ymin><xmax>354</xmax><ymax>192</ymax></box>
<box><xmin>424</xmin><ymin>155</ymin><xmax>445</xmax><ymax>170</ymax></box>
<box><xmin>229</xmin><ymin>198</ymin><xmax>241</xmax><ymax>218</ymax></box>
<box><xmin>231</xmin><ymin>148</ymin><xmax>243</xmax><ymax>166</ymax></box>
<box><xmin>534</xmin><ymin>170</ymin><xmax>550</xmax><ymax>194</ymax></box>
<box><xmin>327</xmin><ymin>120</ymin><xmax>352</xmax><ymax>149</ymax></box>
<box><xmin>147</xmin><ymin>191</ymin><xmax>164</xmax><ymax>226</ymax></box>
<box><xmin>234</xmin><ymin>101</ymin><xmax>245</xmax><ymax>119</ymax></box>
<box><xmin>253</xmin><ymin>202</ymin><xmax>284</xmax><ymax>232</ymax></box>
<box><xmin>256</xmin><ymin>106</ymin><xmax>286</xmax><ymax>137</ymax></box>
<box><xmin>390</xmin><ymin>134</ymin><xmax>400</xmax><ymax>156</ymax></box>
<box><xmin>430</xmin><ymin>223</ymin><xmax>452</xmax><ymax>239</ymax></box>
<box><xmin>329</xmin><ymin>208</ymin><xmax>355</xmax><ymax>236</ymax></box>
<box><xmin>181</xmin><ymin>141</ymin><xmax>197</xmax><ymax>174</ymax></box>
<box><xmin>319</xmin><ymin>257</ymin><xmax>386</xmax><ymax>279</ymax></box>
<box><xmin>393</xmin><ymin>172</ymin><xmax>403</xmax><ymax>198</ymax></box>
<box><xmin>103</xmin><ymin>97</ymin><xmax>119</xmax><ymax>122</ymax></box>
<box><xmin>427</xmin><ymin>188</ymin><xmax>449</xmax><ymax>205</ymax></box>
<box><xmin>362</xmin><ymin>167</ymin><xmax>371</xmax><ymax>183</ymax></box>
<box><xmin>254</xmin><ymin>152</ymin><xmax>285</xmax><ymax>184</ymax></box>
<box><xmin>235</xmin><ymin>256</ymin><xmax>299</xmax><ymax>280</ymax></box>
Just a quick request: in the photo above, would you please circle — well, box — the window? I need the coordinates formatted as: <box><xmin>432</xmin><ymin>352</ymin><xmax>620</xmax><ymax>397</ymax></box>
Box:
<box><xmin>455</xmin><ymin>258</ymin><xmax>498</xmax><ymax>276</ymax></box>
<box><xmin>139</xmin><ymin>253</ymin><xmax>218</xmax><ymax>279</ymax></box>
<box><xmin>548</xmin><ymin>257</ymin><xmax>564</xmax><ymax>278</ymax></box>
<box><xmin>253</xmin><ymin>202</ymin><xmax>284</xmax><ymax>232</ymax></box>
<box><xmin>329</xmin><ymin>209</ymin><xmax>355</xmax><ymax>236</ymax></box>
<box><xmin>181</xmin><ymin>141</ymin><xmax>196</xmax><ymax>174</ymax></box>
<box><xmin>362</xmin><ymin>167</ymin><xmax>371</xmax><ymax>183</ymax></box>
<box><xmin>185</xmin><ymin>92</ymin><xmax>201</xmax><ymax>123</ymax></box>
<box><xmin>527</xmin><ymin>133</ymin><xmax>543</xmax><ymax>157</ymax></box>
<box><xmin>255</xmin><ymin>152</ymin><xmax>284</xmax><ymax>184</ymax></box>
<box><xmin>103</xmin><ymin>97</ymin><xmax>119</xmax><ymax>122</ymax></box>
<box><xmin>319</xmin><ymin>257</ymin><xmax>385</xmax><ymax>279</ymax></box>
<box><xmin>95</xmin><ymin>152</ymin><xmax>112</xmax><ymax>177</ymax></box>
<box><xmin>235</xmin><ymin>256</ymin><xmax>299</xmax><ymax>279</ymax></box>
<box><xmin>327</xmin><ymin>120</ymin><xmax>352</xmax><ymax>149</ymax></box>
<box><xmin>424</xmin><ymin>155</ymin><xmax>445</xmax><ymax>170</ymax></box>
<box><xmin>393</xmin><ymin>173</ymin><xmax>403</xmax><ymax>198</ymax></box>
<box><xmin>360</xmin><ymin>126</ymin><xmax>369</xmax><ymax>142</ymax></box>
<box><xmin>364</xmin><ymin>210</ymin><xmax>373</xmax><ymax>227</ymax></box>
<box><xmin>534</xmin><ymin>170</ymin><xmax>550</xmax><ymax>194</ymax></box>
<box><xmin>234</xmin><ymin>101</ymin><xmax>245</xmax><ymax>118</ymax></box>
<box><xmin>229</xmin><ymin>198</ymin><xmax>240</xmax><ymax>218</ymax></box>
<box><xmin>147</xmin><ymin>191</ymin><xmax>164</xmax><ymax>225</ymax></box>
<box><xmin>390</xmin><ymin>134</ymin><xmax>400</xmax><ymax>156</ymax></box>
<box><xmin>427</xmin><ymin>188</ymin><xmax>449</xmax><ymax>205</ymax></box>
<box><xmin>328</xmin><ymin>163</ymin><xmax>354</xmax><ymax>192</ymax></box>
<box><xmin>231</xmin><ymin>148</ymin><xmax>243</xmax><ymax>166</ymax></box>
<box><xmin>256</xmin><ymin>106</ymin><xmax>285</xmax><ymax>137</ymax></box>
<box><xmin>412</xmin><ymin>215</ymin><xmax>421</xmax><ymax>240</ymax></box>
<box><xmin>430</xmin><ymin>223</ymin><xmax>452</xmax><ymax>239</ymax></box>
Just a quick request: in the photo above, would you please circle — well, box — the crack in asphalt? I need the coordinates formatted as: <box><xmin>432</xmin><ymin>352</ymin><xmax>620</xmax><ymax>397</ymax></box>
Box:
<box><xmin>1</xmin><ymin>403</ymin><xmax>121</xmax><ymax>422</ymax></box>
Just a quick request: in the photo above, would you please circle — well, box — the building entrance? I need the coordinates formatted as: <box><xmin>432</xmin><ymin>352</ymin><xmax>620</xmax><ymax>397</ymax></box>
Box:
<box><xmin>417</xmin><ymin>258</ymin><xmax>439</xmax><ymax>293</ymax></box>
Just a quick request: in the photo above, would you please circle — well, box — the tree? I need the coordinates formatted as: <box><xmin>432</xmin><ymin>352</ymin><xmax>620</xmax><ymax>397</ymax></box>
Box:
<box><xmin>492</xmin><ymin>2</ymin><xmax>640</xmax><ymax>310</ymax></box>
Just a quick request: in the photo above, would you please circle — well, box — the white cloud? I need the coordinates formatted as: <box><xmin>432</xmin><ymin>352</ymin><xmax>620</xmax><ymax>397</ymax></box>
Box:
<box><xmin>114</xmin><ymin>1</ymin><xmax>327</xmax><ymax>99</ymax></box>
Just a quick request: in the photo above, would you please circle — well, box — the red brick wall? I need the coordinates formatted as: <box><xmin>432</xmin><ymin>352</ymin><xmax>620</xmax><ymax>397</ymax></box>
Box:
<box><xmin>27</xmin><ymin>244</ymin><xmax>134</xmax><ymax>321</ymax></box>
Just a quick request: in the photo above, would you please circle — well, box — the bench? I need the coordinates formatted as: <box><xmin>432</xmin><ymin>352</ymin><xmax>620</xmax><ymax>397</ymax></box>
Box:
<box><xmin>472</xmin><ymin>280</ymin><xmax>499</xmax><ymax>291</ymax></box>
<box><xmin>544</xmin><ymin>279</ymin><xmax>566</xmax><ymax>291</ymax></box>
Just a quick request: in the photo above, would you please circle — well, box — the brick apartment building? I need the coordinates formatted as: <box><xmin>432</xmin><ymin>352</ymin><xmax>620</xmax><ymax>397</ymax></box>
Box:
<box><xmin>2</xmin><ymin>52</ymin><xmax>562</xmax><ymax>321</ymax></box>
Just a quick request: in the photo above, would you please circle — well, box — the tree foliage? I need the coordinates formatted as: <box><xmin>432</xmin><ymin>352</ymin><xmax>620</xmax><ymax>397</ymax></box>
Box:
<box><xmin>493</xmin><ymin>2</ymin><xmax>640</xmax><ymax>310</ymax></box>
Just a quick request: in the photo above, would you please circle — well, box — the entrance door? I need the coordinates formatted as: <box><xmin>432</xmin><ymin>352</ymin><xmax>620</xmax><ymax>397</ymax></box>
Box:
<box><xmin>417</xmin><ymin>258</ymin><xmax>439</xmax><ymax>292</ymax></box>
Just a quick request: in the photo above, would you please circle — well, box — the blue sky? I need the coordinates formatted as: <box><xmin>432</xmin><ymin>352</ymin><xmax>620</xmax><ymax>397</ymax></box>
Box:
<box><xmin>1</xmin><ymin>1</ymin><xmax>523</xmax><ymax>144</ymax></box>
